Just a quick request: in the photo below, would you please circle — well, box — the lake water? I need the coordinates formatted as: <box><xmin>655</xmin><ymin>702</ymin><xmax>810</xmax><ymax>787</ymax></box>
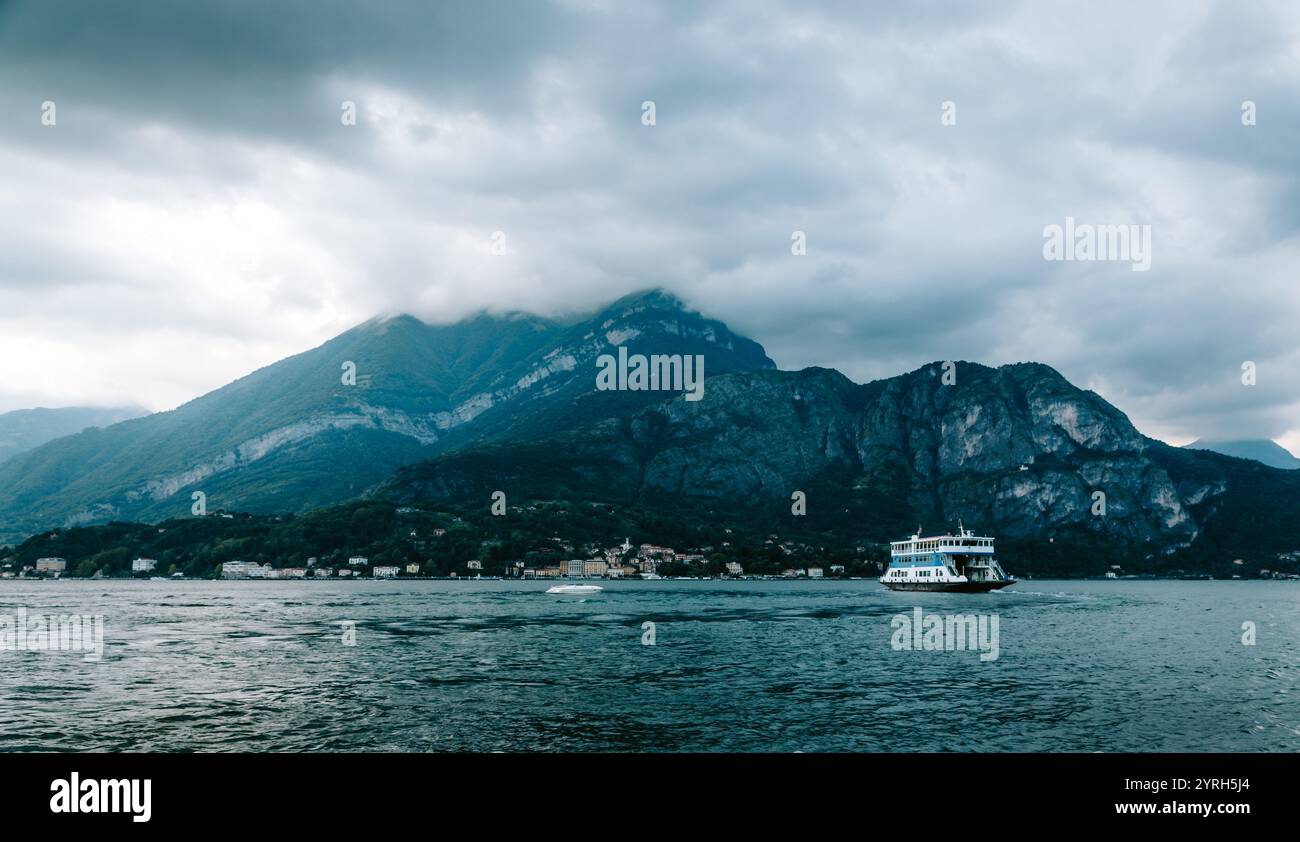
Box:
<box><xmin>0</xmin><ymin>579</ymin><xmax>1295</xmax><ymax>752</ymax></box>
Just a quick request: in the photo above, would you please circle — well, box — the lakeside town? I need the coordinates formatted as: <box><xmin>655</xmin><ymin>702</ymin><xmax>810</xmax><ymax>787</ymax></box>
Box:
<box><xmin>9</xmin><ymin>537</ymin><xmax>861</xmax><ymax>581</ymax></box>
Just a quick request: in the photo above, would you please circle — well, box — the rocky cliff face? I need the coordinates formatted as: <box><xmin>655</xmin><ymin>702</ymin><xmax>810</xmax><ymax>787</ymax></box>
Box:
<box><xmin>384</xmin><ymin>361</ymin><xmax>1223</xmax><ymax>556</ymax></box>
<box><xmin>850</xmin><ymin>363</ymin><xmax>1199</xmax><ymax>547</ymax></box>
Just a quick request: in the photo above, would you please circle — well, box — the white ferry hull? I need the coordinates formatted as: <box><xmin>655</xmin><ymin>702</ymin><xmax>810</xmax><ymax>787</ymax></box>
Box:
<box><xmin>882</xmin><ymin>578</ymin><xmax>1015</xmax><ymax>593</ymax></box>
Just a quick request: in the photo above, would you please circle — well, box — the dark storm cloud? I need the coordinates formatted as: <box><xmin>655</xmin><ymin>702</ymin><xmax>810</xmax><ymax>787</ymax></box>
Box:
<box><xmin>0</xmin><ymin>0</ymin><xmax>1297</xmax><ymax>452</ymax></box>
<box><xmin>0</xmin><ymin>1</ymin><xmax>572</xmax><ymax>108</ymax></box>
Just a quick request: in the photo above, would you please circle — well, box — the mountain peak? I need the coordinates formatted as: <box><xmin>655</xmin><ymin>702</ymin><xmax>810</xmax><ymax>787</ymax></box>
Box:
<box><xmin>1184</xmin><ymin>439</ymin><xmax>1300</xmax><ymax>470</ymax></box>
<box><xmin>594</xmin><ymin>287</ymin><xmax>688</xmax><ymax>318</ymax></box>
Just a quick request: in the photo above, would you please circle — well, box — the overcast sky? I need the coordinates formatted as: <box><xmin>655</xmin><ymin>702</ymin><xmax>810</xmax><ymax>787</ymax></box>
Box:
<box><xmin>1</xmin><ymin>0</ymin><xmax>1298</xmax><ymax>450</ymax></box>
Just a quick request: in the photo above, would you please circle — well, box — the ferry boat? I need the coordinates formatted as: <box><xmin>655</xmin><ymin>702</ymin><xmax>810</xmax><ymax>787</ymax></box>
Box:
<box><xmin>881</xmin><ymin>524</ymin><xmax>1016</xmax><ymax>592</ymax></box>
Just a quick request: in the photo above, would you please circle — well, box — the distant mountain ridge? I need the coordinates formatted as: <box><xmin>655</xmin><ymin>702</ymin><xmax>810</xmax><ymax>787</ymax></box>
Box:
<box><xmin>0</xmin><ymin>290</ymin><xmax>772</xmax><ymax>543</ymax></box>
<box><xmin>1182</xmin><ymin>439</ymin><xmax>1300</xmax><ymax>470</ymax></box>
<box><xmin>0</xmin><ymin>406</ymin><xmax>147</xmax><ymax>464</ymax></box>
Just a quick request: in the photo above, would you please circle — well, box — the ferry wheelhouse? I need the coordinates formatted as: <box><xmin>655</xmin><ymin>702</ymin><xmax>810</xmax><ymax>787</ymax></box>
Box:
<box><xmin>881</xmin><ymin>525</ymin><xmax>1015</xmax><ymax>592</ymax></box>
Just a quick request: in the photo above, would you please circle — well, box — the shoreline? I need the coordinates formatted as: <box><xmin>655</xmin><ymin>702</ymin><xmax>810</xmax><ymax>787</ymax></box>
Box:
<box><xmin>2</xmin><ymin>575</ymin><xmax>1295</xmax><ymax>584</ymax></box>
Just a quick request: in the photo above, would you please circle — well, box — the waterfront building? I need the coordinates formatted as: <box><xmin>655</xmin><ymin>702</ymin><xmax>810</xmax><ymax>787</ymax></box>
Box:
<box><xmin>221</xmin><ymin>560</ymin><xmax>271</xmax><ymax>579</ymax></box>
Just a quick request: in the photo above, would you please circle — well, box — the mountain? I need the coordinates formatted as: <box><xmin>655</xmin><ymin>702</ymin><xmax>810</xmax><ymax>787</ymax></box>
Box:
<box><xmin>0</xmin><ymin>406</ymin><xmax>148</xmax><ymax>463</ymax></box>
<box><xmin>0</xmin><ymin>290</ymin><xmax>773</xmax><ymax>543</ymax></box>
<box><xmin>378</xmin><ymin>360</ymin><xmax>1300</xmax><ymax>574</ymax></box>
<box><xmin>1182</xmin><ymin>439</ymin><xmax>1300</xmax><ymax>470</ymax></box>
<box><xmin>5</xmin><ymin>288</ymin><xmax>1299</xmax><ymax>574</ymax></box>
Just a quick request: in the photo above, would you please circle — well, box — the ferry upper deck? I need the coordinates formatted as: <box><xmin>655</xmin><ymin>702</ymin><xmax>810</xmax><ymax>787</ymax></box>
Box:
<box><xmin>890</xmin><ymin>531</ymin><xmax>995</xmax><ymax>557</ymax></box>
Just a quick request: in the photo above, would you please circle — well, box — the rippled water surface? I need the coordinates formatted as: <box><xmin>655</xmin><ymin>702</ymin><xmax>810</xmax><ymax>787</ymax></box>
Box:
<box><xmin>0</xmin><ymin>579</ymin><xmax>1295</xmax><ymax>751</ymax></box>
